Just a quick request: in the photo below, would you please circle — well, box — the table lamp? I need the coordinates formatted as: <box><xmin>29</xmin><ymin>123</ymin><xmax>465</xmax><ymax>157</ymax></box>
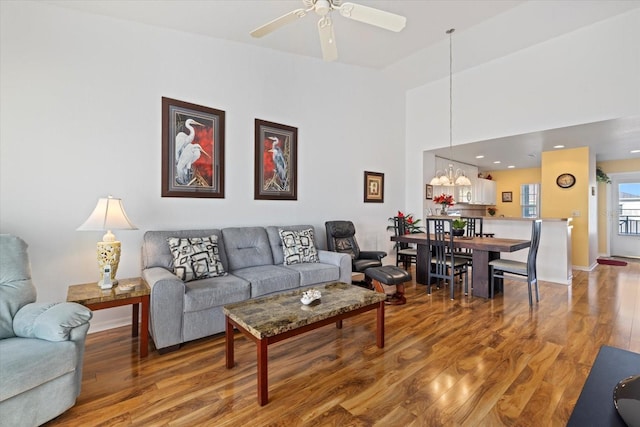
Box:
<box><xmin>77</xmin><ymin>195</ymin><xmax>137</xmax><ymax>289</ymax></box>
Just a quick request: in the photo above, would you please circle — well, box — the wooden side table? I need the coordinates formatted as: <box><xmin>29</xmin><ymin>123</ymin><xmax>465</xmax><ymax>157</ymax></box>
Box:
<box><xmin>67</xmin><ymin>277</ymin><xmax>150</xmax><ymax>357</ymax></box>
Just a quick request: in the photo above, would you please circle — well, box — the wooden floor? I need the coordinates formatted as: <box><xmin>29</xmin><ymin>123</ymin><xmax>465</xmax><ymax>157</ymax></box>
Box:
<box><xmin>46</xmin><ymin>261</ymin><xmax>639</xmax><ymax>426</ymax></box>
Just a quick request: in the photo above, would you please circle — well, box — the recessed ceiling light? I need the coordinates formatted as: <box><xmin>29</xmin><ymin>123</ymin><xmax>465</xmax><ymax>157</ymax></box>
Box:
<box><xmin>475</xmin><ymin>155</ymin><xmax>484</xmax><ymax>159</ymax></box>
<box><xmin>631</xmin><ymin>149</ymin><xmax>640</xmax><ymax>154</ymax></box>
<box><xmin>508</xmin><ymin>165</ymin><xmax>515</xmax><ymax>169</ymax></box>
<box><xmin>493</xmin><ymin>161</ymin><xmax>501</xmax><ymax>164</ymax></box>
<box><xmin>553</xmin><ymin>145</ymin><xmax>565</xmax><ymax>149</ymax></box>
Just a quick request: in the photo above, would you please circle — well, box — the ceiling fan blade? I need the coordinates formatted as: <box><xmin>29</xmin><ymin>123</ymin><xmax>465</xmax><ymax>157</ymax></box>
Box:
<box><xmin>337</xmin><ymin>2</ymin><xmax>406</xmax><ymax>32</ymax></box>
<box><xmin>318</xmin><ymin>16</ymin><xmax>338</xmax><ymax>62</ymax></box>
<box><xmin>250</xmin><ymin>8</ymin><xmax>308</xmax><ymax>38</ymax></box>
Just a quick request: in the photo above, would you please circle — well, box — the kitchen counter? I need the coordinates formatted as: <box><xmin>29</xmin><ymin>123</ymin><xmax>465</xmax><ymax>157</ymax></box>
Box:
<box><xmin>483</xmin><ymin>217</ymin><xmax>573</xmax><ymax>285</ymax></box>
<box><xmin>484</xmin><ymin>217</ymin><xmax>570</xmax><ymax>222</ymax></box>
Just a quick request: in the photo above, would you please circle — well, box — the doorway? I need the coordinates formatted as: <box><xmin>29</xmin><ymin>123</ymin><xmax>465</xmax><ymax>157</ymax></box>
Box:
<box><xmin>609</xmin><ymin>172</ymin><xmax>640</xmax><ymax>258</ymax></box>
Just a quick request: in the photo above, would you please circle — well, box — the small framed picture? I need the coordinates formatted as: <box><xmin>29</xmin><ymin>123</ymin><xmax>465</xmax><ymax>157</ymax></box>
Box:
<box><xmin>364</xmin><ymin>171</ymin><xmax>384</xmax><ymax>203</ymax></box>
<box><xmin>502</xmin><ymin>191</ymin><xmax>513</xmax><ymax>202</ymax></box>
<box><xmin>426</xmin><ymin>184</ymin><xmax>433</xmax><ymax>200</ymax></box>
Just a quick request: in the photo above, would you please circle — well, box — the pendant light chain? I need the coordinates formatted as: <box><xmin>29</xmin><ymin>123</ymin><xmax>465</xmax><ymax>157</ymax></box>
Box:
<box><xmin>447</xmin><ymin>28</ymin><xmax>454</xmax><ymax>158</ymax></box>
<box><xmin>429</xmin><ymin>28</ymin><xmax>471</xmax><ymax>188</ymax></box>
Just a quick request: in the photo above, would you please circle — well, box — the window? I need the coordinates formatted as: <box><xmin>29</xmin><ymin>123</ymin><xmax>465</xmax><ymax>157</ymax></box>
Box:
<box><xmin>520</xmin><ymin>184</ymin><xmax>539</xmax><ymax>218</ymax></box>
<box><xmin>617</xmin><ymin>182</ymin><xmax>640</xmax><ymax>236</ymax></box>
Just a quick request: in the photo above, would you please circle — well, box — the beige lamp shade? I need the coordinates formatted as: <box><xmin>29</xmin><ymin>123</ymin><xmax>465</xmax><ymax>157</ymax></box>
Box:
<box><xmin>77</xmin><ymin>196</ymin><xmax>137</xmax><ymax>286</ymax></box>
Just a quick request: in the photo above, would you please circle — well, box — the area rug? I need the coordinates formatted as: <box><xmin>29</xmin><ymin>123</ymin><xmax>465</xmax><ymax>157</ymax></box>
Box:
<box><xmin>597</xmin><ymin>258</ymin><xmax>628</xmax><ymax>266</ymax></box>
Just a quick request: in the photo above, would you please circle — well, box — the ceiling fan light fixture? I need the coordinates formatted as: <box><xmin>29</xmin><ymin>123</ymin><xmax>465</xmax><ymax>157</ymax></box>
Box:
<box><xmin>315</xmin><ymin>0</ymin><xmax>331</xmax><ymax>16</ymax></box>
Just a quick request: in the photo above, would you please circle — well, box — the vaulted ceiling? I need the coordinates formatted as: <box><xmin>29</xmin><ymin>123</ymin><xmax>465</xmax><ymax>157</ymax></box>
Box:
<box><xmin>46</xmin><ymin>1</ymin><xmax>640</xmax><ymax>168</ymax></box>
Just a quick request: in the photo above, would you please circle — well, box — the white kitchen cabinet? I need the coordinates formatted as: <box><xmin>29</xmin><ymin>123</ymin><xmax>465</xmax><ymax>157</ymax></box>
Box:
<box><xmin>472</xmin><ymin>178</ymin><xmax>496</xmax><ymax>205</ymax></box>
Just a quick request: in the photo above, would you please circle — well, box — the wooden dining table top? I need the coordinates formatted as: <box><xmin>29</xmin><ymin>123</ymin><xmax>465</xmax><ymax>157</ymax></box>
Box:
<box><xmin>391</xmin><ymin>233</ymin><xmax>531</xmax><ymax>253</ymax></box>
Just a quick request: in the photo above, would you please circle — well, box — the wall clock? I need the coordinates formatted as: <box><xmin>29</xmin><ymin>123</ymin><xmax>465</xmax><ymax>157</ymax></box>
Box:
<box><xmin>556</xmin><ymin>173</ymin><xmax>576</xmax><ymax>188</ymax></box>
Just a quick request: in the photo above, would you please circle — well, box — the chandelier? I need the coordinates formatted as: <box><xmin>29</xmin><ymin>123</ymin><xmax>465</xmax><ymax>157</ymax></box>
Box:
<box><xmin>429</xmin><ymin>28</ymin><xmax>471</xmax><ymax>187</ymax></box>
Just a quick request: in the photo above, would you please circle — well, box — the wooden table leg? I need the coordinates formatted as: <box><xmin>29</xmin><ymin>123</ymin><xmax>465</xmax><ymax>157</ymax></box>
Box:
<box><xmin>140</xmin><ymin>295</ymin><xmax>149</xmax><ymax>357</ymax></box>
<box><xmin>471</xmin><ymin>250</ymin><xmax>501</xmax><ymax>298</ymax></box>
<box><xmin>377</xmin><ymin>301</ymin><xmax>384</xmax><ymax>348</ymax></box>
<box><xmin>132</xmin><ymin>303</ymin><xmax>139</xmax><ymax>337</ymax></box>
<box><xmin>257</xmin><ymin>339</ymin><xmax>268</xmax><ymax>406</ymax></box>
<box><xmin>225</xmin><ymin>316</ymin><xmax>234</xmax><ymax>369</ymax></box>
<box><xmin>416</xmin><ymin>244</ymin><xmax>429</xmax><ymax>285</ymax></box>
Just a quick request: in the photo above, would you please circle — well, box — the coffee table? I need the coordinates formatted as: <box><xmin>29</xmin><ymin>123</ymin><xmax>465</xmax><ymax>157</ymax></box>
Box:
<box><xmin>224</xmin><ymin>282</ymin><xmax>386</xmax><ymax>406</ymax></box>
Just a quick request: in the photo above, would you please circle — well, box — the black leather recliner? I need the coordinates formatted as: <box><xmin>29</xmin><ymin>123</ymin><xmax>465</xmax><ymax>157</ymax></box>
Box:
<box><xmin>325</xmin><ymin>221</ymin><xmax>386</xmax><ymax>275</ymax></box>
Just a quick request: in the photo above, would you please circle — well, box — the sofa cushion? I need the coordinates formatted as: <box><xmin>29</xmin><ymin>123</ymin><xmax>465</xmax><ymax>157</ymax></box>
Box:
<box><xmin>279</xmin><ymin>228</ymin><xmax>319</xmax><ymax>265</ymax></box>
<box><xmin>142</xmin><ymin>229</ymin><xmax>227</xmax><ymax>271</ymax></box>
<box><xmin>284</xmin><ymin>262</ymin><xmax>339</xmax><ymax>286</ymax></box>
<box><xmin>0</xmin><ymin>234</ymin><xmax>37</xmax><ymax>339</ymax></box>
<box><xmin>13</xmin><ymin>302</ymin><xmax>92</xmax><ymax>342</ymax></box>
<box><xmin>0</xmin><ymin>337</ymin><xmax>76</xmax><ymax>401</ymax></box>
<box><xmin>231</xmin><ymin>265</ymin><xmax>300</xmax><ymax>298</ymax></box>
<box><xmin>222</xmin><ymin>227</ymin><xmax>274</xmax><ymax>271</ymax></box>
<box><xmin>183</xmin><ymin>274</ymin><xmax>251</xmax><ymax>313</ymax></box>
<box><xmin>167</xmin><ymin>235</ymin><xmax>226</xmax><ymax>282</ymax></box>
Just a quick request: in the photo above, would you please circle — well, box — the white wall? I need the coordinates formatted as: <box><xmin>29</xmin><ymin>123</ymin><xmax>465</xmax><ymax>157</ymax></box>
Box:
<box><xmin>0</xmin><ymin>2</ymin><xmax>405</xmax><ymax>331</ymax></box>
<box><xmin>405</xmin><ymin>8</ymin><xmax>640</xmax><ymax>219</ymax></box>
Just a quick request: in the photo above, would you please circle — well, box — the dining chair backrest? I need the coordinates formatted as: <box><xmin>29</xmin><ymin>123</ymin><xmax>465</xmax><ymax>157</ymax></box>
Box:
<box><xmin>462</xmin><ymin>217</ymin><xmax>483</xmax><ymax>238</ymax></box>
<box><xmin>426</xmin><ymin>218</ymin><xmax>453</xmax><ymax>276</ymax></box>
<box><xmin>393</xmin><ymin>217</ymin><xmax>409</xmax><ymax>249</ymax></box>
<box><xmin>528</xmin><ymin>219</ymin><xmax>543</xmax><ymax>280</ymax></box>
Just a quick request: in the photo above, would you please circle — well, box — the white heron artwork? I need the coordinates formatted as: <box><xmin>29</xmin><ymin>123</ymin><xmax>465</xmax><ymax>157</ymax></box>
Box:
<box><xmin>176</xmin><ymin>143</ymin><xmax>211</xmax><ymax>185</ymax></box>
<box><xmin>267</xmin><ymin>136</ymin><xmax>288</xmax><ymax>190</ymax></box>
<box><xmin>175</xmin><ymin>118</ymin><xmax>204</xmax><ymax>161</ymax></box>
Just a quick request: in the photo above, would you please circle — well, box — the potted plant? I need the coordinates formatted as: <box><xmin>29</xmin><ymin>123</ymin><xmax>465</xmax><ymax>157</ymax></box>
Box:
<box><xmin>487</xmin><ymin>207</ymin><xmax>497</xmax><ymax>217</ymax></box>
<box><xmin>387</xmin><ymin>211</ymin><xmax>423</xmax><ymax>234</ymax></box>
<box><xmin>451</xmin><ymin>218</ymin><xmax>467</xmax><ymax>237</ymax></box>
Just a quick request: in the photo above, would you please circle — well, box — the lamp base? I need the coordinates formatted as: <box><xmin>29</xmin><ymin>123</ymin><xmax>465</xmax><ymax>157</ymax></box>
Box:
<box><xmin>98</xmin><ymin>279</ymin><xmax>118</xmax><ymax>290</ymax></box>
<box><xmin>96</xmin><ymin>240</ymin><xmax>121</xmax><ymax>285</ymax></box>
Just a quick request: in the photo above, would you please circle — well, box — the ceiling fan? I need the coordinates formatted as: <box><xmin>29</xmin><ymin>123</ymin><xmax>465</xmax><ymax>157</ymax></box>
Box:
<box><xmin>250</xmin><ymin>0</ymin><xmax>407</xmax><ymax>62</ymax></box>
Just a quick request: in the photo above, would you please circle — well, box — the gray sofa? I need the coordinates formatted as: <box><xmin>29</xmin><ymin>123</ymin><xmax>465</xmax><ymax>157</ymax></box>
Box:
<box><xmin>0</xmin><ymin>234</ymin><xmax>93</xmax><ymax>427</ymax></box>
<box><xmin>141</xmin><ymin>225</ymin><xmax>351</xmax><ymax>353</ymax></box>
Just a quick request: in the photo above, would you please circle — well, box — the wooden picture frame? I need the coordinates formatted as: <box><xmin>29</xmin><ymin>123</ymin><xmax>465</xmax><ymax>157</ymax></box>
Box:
<box><xmin>254</xmin><ymin>119</ymin><xmax>297</xmax><ymax>200</ymax></box>
<box><xmin>502</xmin><ymin>191</ymin><xmax>513</xmax><ymax>202</ymax></box>
<box><xmin>161</xmin><ymin>97</ymin><xmax>225</xmax><ymax>198</ymax></box>
<box><xmin>364</xmin><ymin>171</ymin><xmax>384</xmax><ymax>203</ymax></box>
<box><xmin>426</xmin><ymin>184</ymin><xmax>433</xmax><ymax>200</ymax></box>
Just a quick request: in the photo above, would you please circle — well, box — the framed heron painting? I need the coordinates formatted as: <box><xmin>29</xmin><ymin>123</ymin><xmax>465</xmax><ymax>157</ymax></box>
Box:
<box><xmin>254</xmin><ymin>119</ymin><xmax>297</xmax><ymax>200</ymax></box>
<box><xmin>161</xmin><ymin>97</ymin><xmax>225</xmax><ymax>198</ymax></box>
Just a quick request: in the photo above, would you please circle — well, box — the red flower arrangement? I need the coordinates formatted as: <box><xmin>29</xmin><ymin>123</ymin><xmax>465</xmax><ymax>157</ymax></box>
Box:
<box><xmin>433</xmin><ymin>193</ymin><xmax>455</xmax><ymax>208</ymax></box>
<box><xmin>387</xmin><ymin>211</ymin><xmax>423</xmax><ymax>234</ymax></box>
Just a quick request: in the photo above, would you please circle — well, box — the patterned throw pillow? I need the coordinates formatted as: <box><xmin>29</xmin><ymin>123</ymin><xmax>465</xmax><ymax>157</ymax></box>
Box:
<box><xmin>279</xmin><ymin>228</ymin><xmax>319</xmax><ymax>265</ymax></box>
<box><xmin>167</xmin><ymin>235</ymin><xmax>226</xmax><ymax>282</ymax></box>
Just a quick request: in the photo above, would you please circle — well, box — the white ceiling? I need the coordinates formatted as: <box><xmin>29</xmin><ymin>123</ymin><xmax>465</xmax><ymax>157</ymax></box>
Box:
<box><xmin>429</xmin><ymin>116</ymin><xmax>640</xmax><ymax>172</ymax></box>
<box><xmin>45</xmin><ymin>0</ymin><xmax>640</xmax><ymax>169</ymax></box>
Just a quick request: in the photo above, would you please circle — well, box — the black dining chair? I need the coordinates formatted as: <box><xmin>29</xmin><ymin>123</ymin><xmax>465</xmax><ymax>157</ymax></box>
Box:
<box><xmin>452</xmin><ymin>216</ymin><xmax>484</xmax><ymax>265</ymax></box>
<box><xmin>488</xmin><ymin>219</ymin><xmax>542</xmax><ymax>306</ymax></box>
<box><xmin>426</xmin><ymin>218</ymin><xmax>469</xmax><ymax>300</ymax></box>
<box><xmin>392</xmin><ymin>216</ymin><xmax>417</xmax><ymax>269</ymax></box>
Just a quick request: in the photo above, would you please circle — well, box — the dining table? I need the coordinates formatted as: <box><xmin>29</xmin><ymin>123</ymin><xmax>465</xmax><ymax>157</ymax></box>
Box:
<box><xmin>390</xmin><ymin>233</ymin><xmax>531</xmax><ymax>298</ymax></box>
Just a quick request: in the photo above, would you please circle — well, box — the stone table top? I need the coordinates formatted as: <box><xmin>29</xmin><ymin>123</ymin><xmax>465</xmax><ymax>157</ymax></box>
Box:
<box><xmin>67</xmin><ymin>277</ymin><xmax>150</xmax><ymax>305</ymax></box>
<box><xmin>223</xmin><ymin>282</ymin><xmax>386</xmax><ymax>339</ymax></box>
